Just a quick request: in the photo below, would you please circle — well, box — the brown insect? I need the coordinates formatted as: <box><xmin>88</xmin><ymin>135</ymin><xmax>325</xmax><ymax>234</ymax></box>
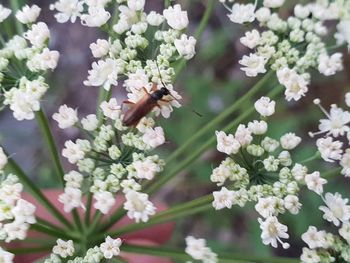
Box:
<box><xmin>122</xmin><ymin>83</ymin><xmax>172</xmax><ymax>127</ymax></box>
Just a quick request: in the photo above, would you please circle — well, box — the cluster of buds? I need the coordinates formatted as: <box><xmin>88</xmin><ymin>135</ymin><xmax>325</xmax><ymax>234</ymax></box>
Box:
<box><xmin>0</xmin><ymin>4</ymin><xmax>59</xmax><ymax>121</ymax></box>
<box><xmin>185</xmin><ymin>236</ymin><xmax>218</xmax><ymax>263</ymax></box>
<box><xmin>220</xmin><ymin>0</ymin><xmax>350</xmax><ymax>101</ymax></box>
<box><xmin>53</xmin><ymin>99</ymin><xmax>165</xmax><ymax>223</ymax></box>
<box><xmin>44</xmin><ymin>236</ymin><xmax>122</xmax><ymax>262</ymax></box>
<box><xmin>0</xmin><ymin>147</ymin><xmax>37</xmax><ymax>261</ymax></box>
<box><xmin>309</xmin><ymin>93</ymin><xmax>350</xmax><ymax>178</ymax></box>
<box><xmin>300</xmin><ymin>191</ymin><xmax>350</xmax><ymax>263</ymax></box>
<box><xmin>211</xmin><ymin>96</ymin><xmax>328</xmax><ymax>249</ymax></box>
<box><xmin>51</xmin><ymin>0</ymin><xmax>196</xmax><ymax>119</ymax></box>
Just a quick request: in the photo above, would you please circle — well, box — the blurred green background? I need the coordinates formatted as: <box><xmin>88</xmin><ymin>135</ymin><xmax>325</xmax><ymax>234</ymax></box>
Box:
<box><xmin>1</xmin><ymin>0</ymin><xmax>350</xmax><ymax>260</ymax></box>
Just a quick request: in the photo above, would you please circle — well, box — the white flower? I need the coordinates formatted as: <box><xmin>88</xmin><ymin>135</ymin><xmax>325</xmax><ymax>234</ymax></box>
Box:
<box><xmin>212</xmin><ymin>187</ymin><xmax>234</xmax><ymax>210</ymax></box>
<box><xmin>280</xmin><ymin>133</ymin><xmax>301</xmax><ymax>150</ymax></box>
<box><xmin>255</xmin><ymin>197</ymin><xmax>278</xmax><ymax>218</ymax></box>
<box><xmin>263</xmin><ymin>0</ymin><xmax>285</xmax><ymax>8</ymax></box>
<box><xmin>185</xmin><ymin>236</ymin><xmax>217</xmax><ymax>262</ymax></box>
<box><xmin>319</xmin><ymin>192</ymin><xmax>350</xmax><ymax>227</ymax></box>
<box><xmin>81</xmin><ymin>7</ymin><xmax>111</xmax><ymax>27</ymax></box>
<box><xmin>0</xmin><ymin>248</ymin><xmax>14</xmax><ymax>263</ymax></box>
<box><xmin>239</xmin><ymin>54</ymin><xmax>267</xmax><ymax>77</ymax></box>
<box><xmin>248</xmin><ymin>120</ymin><xmax>268</xmax><ymax>135</ymax></box>
<box><xmin>58</xmin><ymin>187</ymin><xmax>83</xmax><ymax>213</ymax></box>
<box><xmin>133</xmin><ymin>159</ymin><xmax>159</xmax><ymax>180</ymax></box>
<box><xmin>163</xmin><ymin>4</ymin><xmax>189</xmax><ymax>30</ymax></box>
<box><xmin>284</xmin><ymin>195</ymin><xmax>301</xmax><ymax>214</ymax></box>
<box><xmin>125</xmin><ymin>69</ymin><xmax>149</xmax><ymax>91</ymax></box>
<box><xmin>339</xmin><ymin>222</ymin><xmax>350</xmax><ymax>242</ymax></box>
<box><xmin>291</xmin><ymin>163</ymin><xmax>308</xmax><ymax>181</ymax></box>
<box><xmin>147</xmin><ymin>11</ymin><xmax>164</xmax><ymax>26</ymax></box>
<box><xmin>12</xmin><ymin>199</ymin><xmax>36</xmax><ymax>224</ymax></box>
<box><xmin>258</xmin><ymin>216</ymin><xmax>290</xmax><ymax>249</ymax></box>
<box><xmin>341</xmin><ymin>149</ymin><xmax>350</xmax><ymax>177</ymax></box>
<box><xmin>240</xmin><ymin>29</ymin><xmax>261</xmax><ymax>49</ymax></box>
<box><xmin>335</xmin><ymin>20</ymin><xmax>350</xmax><ymax>49</ymax></box>
<box><xmin>124</xmin><ymin>190</ymin><xmax>156</xmax><ymax>223</ymax></box>
<box><xmin>318</xmin><ymin>106</ymin><xmax>350</xmax><ymax>137</ymax></box>
<box><xmin>228</xmin><ymin>3</ymin><xmax>255</xmax><ymax>24</ymax></box>
<box><xmin>294</xmin><ymin>5</ymin><xmax>310</xmax><ymax>19</ymax></box>
<box><xmin>127</xmin><ymin>0</ymin><xmax>145</xmax><ymax>11</ymax></box>
<box><xmin>142</xmin><ymin>127</ymin><xmax>165</xmax><ymax>148</ymax></box>
<box><xmin>234</xmin><ymin>124</ymin><xmax>253</xmax><ymax>147</ymax></box>
<box><xmin>16</xmin><ymin>4</ymin><xmax>41</xmax><ymax>24</ymax></box>
<box><xmin>304</xmin><ymin>171</ymin><xmax>327</xmax><ymax>195</ymax></box>
<box><xmin>3</xmin><ymin>221</ymin><xmax>29</xmax><ymax>242</ymax></box>
<box><xmin>90</xmin><ymin>39</ymin><xmax>110</xmax><ymax>58</ymax></box>
<box><xmin>255</xmin><ymin>7</ymin><xmax>271</xmax><ymax>23</ymax></box>
<box><xmin>215</xmin><ymin>131</ymin><xmax>240</xmax><ymax>155</ymax></box>
<box><xmin>0</xmin><ymin>5</ymin><xmax>11</xmax><ymax>23</ymax></box>
<box><xmin>84</xmin><ymin>58</ymin><xmax>120</xmax><ymax>90</ymax></box>
<box><xmin>254</xmin><ymin>97</ymin><xmax>275</xmax><ymax>117</ymax></box>
<box><xmin>318</xmin><ymin>53</ymin><xmax>343</xmax><ymax>76</ymax></box>
<box><xmin>81</xmin><ymin>114</ymin><xmax>99</xmax><ymax>131</ymax></box>
<box><xmin>100</xmin><ymin>98</ymin><xmax>121</xmax><ymax>120</ymax></box>
<box><xmin>174</xmin><ymin>34</ymin><xmax>196</xmax><ymax>60</ymax></box>
<box><xmin>284</xmin><ymin>74</ymin><xmax>309</xmax><ymax>101</ymax></box>
<box><xmin>52</xmin><ymin>239</ymin><xmax>75</xmax><ymax>258</ymax></box>
<box><xmin>53</xmin><ymin>105</ymin><xmax>78</xmax><ymax>129</ymax></box>
<box><xmin>100</xmin><ymin>236</ymin><xmax>122</xmax><ymax>259</ymax></box>
<box><xmin>300</xmin><ymin>247</ymin><xmax>320</xmax><ymax>263</ymax></box>
<box><xmin>94</xmin><ymin>191</ymin><xmax>115</xmax><ymax>214</ymax></box>
<box><xmin>301</xmin><ymin>226</ymin><xmax>327</xmax><ymax>249</ymax></box>
<box><xmin>8</xmin><ymin>89</ymin><xmax>40</xmax><ymax>121</ymax></box>
<box><xmin>50</xmin><ymin>0</ymin><xmax>84</xmax><ymax>23</ymax></box>
<box><xmin>27</xmin><ymin>48</ymin><xmax>60</xmax><ymax>71</ymax></box>
<box><xmin>316</xmin><ymin>137</ymin><xmax>343</xmax><ymax>162</ymax></box>
<box><xmin>62</xmin><ymin>140</ymin><xmax>85</xmax><ymax>164</ymax></box>
<box><xmin>64</xmin><ymin>171</ymin><xmax>83</xmax><ymax>188</ymax></box>
<box><xmin>0</xmin><ymin>182</ymin><xmax>23</xmax><ymax>206</ymax></box>
<box><xmin>0</xmin><ymin>147</ymin><xmax>8</xmax><ymax>171</ymax></box>
<box><xmin>24</xmin><ymin>22</ymin><xmax>50</xmax><ymax>48</ymax></box>
<box><xmin>346</xmin><ymin>92</ymin><xmax>350</xmax><ymax>107</ymax></box>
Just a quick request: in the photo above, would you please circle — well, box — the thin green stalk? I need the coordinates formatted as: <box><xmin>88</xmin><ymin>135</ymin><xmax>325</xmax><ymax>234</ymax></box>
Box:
<box><xmin>72</xmin><ymin>209</ymin><xmax>83</xmax><ymax>233</ymax></box>
<box><xmin>88</xmin><ymin>211</ymin><xmax>103</xmax><ymax>234</ymax></box>
<box><xmin>10</xmin><ymin>0</ymin><xmax>24</xmax><ymax>34</ymax></box>
<box><xmin>167</xmin><ymin>71</ymin><xmax>274</xmax><ymax>166</ymax></box>
<box><xmin>8</xmin><ymin>245</ymin><xmax>53</xmax><ymax>255</ymax></box>
<box><xmin>97</xmin><ymin>88</ymin><xmax>112</xmax><ymax>123</ymax></box>
<box><xmin>122</xmin><ymin>245</ymin><xmax>299</xmax><ymax>263</ymax></box>
<box><xmin>301</xmin><ymin>152</ymin><xmax>321</xmax><ymax>164</ymax></box>
<box><xmin>31</xmin><ymin>223</ymin><xmax>79</xmax><ymax>241</ymax></box>
<box><xmin>175</xmin><ymin>0</ymin><xmax>215</xmax><ymax>75</ymax></box>
<box><xmin>85</xmin><ymin>192</ymin><xmax>93</xmax><ymax>226</ymax></box>
<box><xmin>36</xmin><ymin>217</ymin><xmax>67</xmax><ymax>233</ymax></box>
<box><xmin>323</xmin><ymin>167</ymin><xmax>341</xmax><ymax>179</ymax></box>
<box><xmin>35</xmin><ymin>109</ymin><xmax>65</xmax><ymax>186</ymax></box>
<box><xmin>5</xmin><ymin>155</ymin><xmax>72</xmax><ymax>229</ymax></box>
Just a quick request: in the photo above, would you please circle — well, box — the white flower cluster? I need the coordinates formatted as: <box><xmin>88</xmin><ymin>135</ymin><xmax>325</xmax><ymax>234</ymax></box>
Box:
<box><xmin>309</xmin><ymin>94</ymin><xmax>350</xmax><ymax>178</ymax></box>
<box><xmin>44</xmin><ymin>236</ymin><xmax>121</xmax><ymax>262</ymax></box>
<box><xmin>0</xmin><ymin>148</ymin><xmax>36</xmax><ymax>260</ymax></box>
<box><xmin>211</xmin><ymin>96</ymin><xmax>329</xmax><ymax>249</ymax></box>
<box><xmin>185</xmin><ymin>236</ymin><xmax>217</xmax><ymax>263</ymax></box>
<box><xmin>54</xmin><ymin>99</ymin><xmax>163</xmax><ymax>222</ymax></box>
<box><xmin>221</xmin><ymin>0</ymin><xmax>350</xmax><ymax>101</ymax></box>
<box><xmin>51</xmin><ymin>0</ymin><xmax>195</xmax><ymax>119</ymax></box>
<box><xmin>300</xmin><ymin>191</ymin><xmax>350</xmax><ymax>263</ymax></box>
<box><xmin>0</xmin><ymin>4</ymin><xmax>59</xmax><ymax>121</ymax></box>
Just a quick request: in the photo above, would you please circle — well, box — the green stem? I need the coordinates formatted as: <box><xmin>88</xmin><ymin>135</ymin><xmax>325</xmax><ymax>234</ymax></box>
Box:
<box><xmin>85</xmin><ymin>192</ymin><xmax>93</xmax><ymax>226</ymax></box>
<box><xmin>31</xmin><ymin>223</ymin><xmax>78</xmax><ymax>241</ymax></box>
<box><xmin>167</xmin><ymin>71</ymin><xmax>274</xmax><ymax>165</ymax></box>
<box><xmin>174</xmin><ymin>0</ymin><xmax>215</xmax><ymax>76</ymax></box>
<box><xmin>35</xmin><ymin>109</ymin><xmax>65</xmax><ymax>186</ymax></box>
<box><xmin>322</xmin><ymin>167</ymin><xmax>341</xmax><ymax>179</ymax></box>
<box><xmin>122</xmin><ymin>244</ymin><xmax>299</xmax><ymax>263</ymax></box>
<box><xmin>5</xmin><ymin>155</ymin><xmax>72</xmax><ymax>229</ymax></box>
<box><xmin>8</xmin><ymin>245</ymin><xmax>53</xmax><ymax>255</ymax></box>
<box><xmin>72</xmin><ymin>209</ymin><xmax>83</xmax><ymax>233</ymax></box>
<box><xmin>10</xmin><ymin>0</ymin><xmax>24</xmax><ymax>35</ymax></box>
<box><xmin>97</xmin><ymin>88</ymin><xmax>113</xmax><ymax>123</ymax></box>
<box><xmin>88</xmin><ymin>211</ymin><xmax>103</xmax><ymax>234</ymax></box>
<box><xmin>301</xmin><ymin>152</ymin><xmax>321</xmax><ymax>164</ymax></box>
<box><xmin>36</xmin><ymin>217</ymin><xmax>67</xmax><ymax>233</ymax></box>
